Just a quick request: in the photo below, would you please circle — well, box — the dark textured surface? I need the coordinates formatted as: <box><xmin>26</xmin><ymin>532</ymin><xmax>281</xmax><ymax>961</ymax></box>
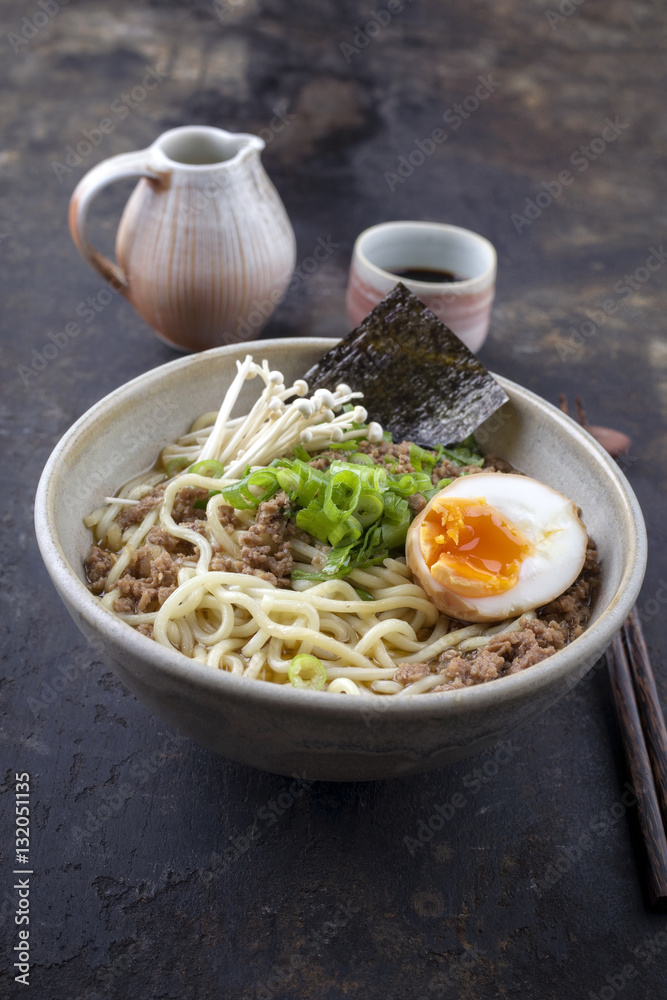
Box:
<box><xmin>1</xmin><ymin>0</ymin><xmax>666</xmax><ymax>997</ymax></box>
<box><xmin>304</xmin><ymin>282</ymin><xmax>509</xmax><ymax>445</ymax></box>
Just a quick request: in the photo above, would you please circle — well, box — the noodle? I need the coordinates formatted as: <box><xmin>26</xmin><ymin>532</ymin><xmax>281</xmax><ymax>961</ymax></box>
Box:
<box><xmin>83</xmin><ymin>357</ymin><xmax>555</xmax><ymax>697</ymax></box>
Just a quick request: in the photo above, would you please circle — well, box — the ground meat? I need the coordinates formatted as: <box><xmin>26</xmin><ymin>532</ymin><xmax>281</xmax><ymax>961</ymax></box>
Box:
<box><xmin>311</xmin><ymin>437</ymin><xmax>511</xmax><ymax>496</ymax></box>
<box><xmin>308</xmin><ymin>452</ymin><xmax>336</xmax><ymax>471</ymax></box>
<box><xmin>117</xmin><ymin>488</ymin><xmax>164</xmax><ymax>530</ymax></box>
<box><xmin>154</xmin><ymin>504</ymin><xmax>238</xmax><ymax>554</ymax></box>
<box><xmin>394</xmin><ymin>662</ymin><xmax>433</xmax><ymax>684</ymax></box>
<box><xmin>407</xmin><ymin>493</ymin><xmax>428</xmax><ymax>514</ymax></box>
<box><xmin>482</xmin><ymin>453</ymin><xmax>516</xmax><ymax>474</ymax></box>
<box><xmin>171</xmin><ymin>486</ymin><xmax>210</xmax><ymax>523</ymax></box>
<box><xmin>136</xmin><ymin>623</ymin><xmax>154</xmax><ymax>638</ymax></box>
<box><xmin>146</xmin><ymin>524</ymin><xmax>196</xmax><ymax>556</ymax></box>
<box><xmin>217</xmin><ymin>504</ymin><xmax>240</xmax><ymax>533</ymax></box>
<box><xmin>209</xmin><ymin>490</ymin><xmax>295</xmax><ymax>588</ymax></box>
<box><xmin>84</xmin><ymin>545</ymin><xmax>116</xmax><ymax>594</ymax></box>
<box><xmin>538</xmin><ymin>538</ymin><xmax>600</xmax><ymax>640</ymax></box>
<box><xmin>396</xmin><ymin>538</ymin><xmax>600</xmax><ymax>693</ymax></box>
<box><xmin>310</xmin><ymin>439</ymin><xmax>416</xmax><ymax>474</ymax></box>
<box><xmin>423</xmin><ymin>618</ymin><xmax>568</xmax><ymax>692</ymax></box>
<box><xmin>356</xmin><ymin>439</ymin><xmax>416</xmax><ymax>474</ymax></box>
<box><xmin>431</xmin><ymin>459</ymin><xmax>485</xmax><ymax>484</ymax></box>
<box><xmin>113</xmin><ymin>545</ymin><xmax>178</xmax><ymax>614</ymax></box>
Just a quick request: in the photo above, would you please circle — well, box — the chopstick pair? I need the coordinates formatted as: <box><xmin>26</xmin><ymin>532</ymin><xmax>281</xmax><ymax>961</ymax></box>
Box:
<box><xmin>559</xmin><ymin>394</ymin><xmax>667</xmax><ymax>908</ymax></box>
<box><xmin>606</xmin><ymin>609</ymin><xmax>667</xmax><ymax>908</ymax></box>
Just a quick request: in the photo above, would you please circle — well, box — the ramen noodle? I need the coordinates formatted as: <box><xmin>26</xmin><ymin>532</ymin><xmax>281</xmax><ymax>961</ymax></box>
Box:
<box><xmin>84</xmin><ymin>357</ymin><xmax>599</xmax><ymax>696</ymax></box>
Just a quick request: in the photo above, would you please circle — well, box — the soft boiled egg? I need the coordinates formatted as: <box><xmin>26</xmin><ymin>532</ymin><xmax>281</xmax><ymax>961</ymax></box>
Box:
<box><xmin>405</xmin><ymin>473</ymin><xmax>588</xmax><ymax>623</ymax></box>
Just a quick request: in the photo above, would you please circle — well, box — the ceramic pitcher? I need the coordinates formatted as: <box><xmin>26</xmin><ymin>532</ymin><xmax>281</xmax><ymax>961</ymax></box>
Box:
<box><xmin>69</xmin><ymin>126</ymin><xmax>296</xmax><ymax>351</ymax></box>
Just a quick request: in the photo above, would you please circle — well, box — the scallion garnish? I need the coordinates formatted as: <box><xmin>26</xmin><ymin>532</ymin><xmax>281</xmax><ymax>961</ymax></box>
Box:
<box><xmin>189</xmin><ymin>459</ymin><xmax>225</xmax><ymax>478</ymax></box>
<box><xmin>195</xmin><ymin>435</ymin><xmax>484</xmax><ymax>582</ymax></box>
<box><xmin>165</xmin><ymin>456</ymin><xmax>191</xmax><ymax>477</ymax></box>
<box><xmin>437</xmin><ymin>436</ymin><xmax>484</xmax><ymax>468</ymax></box>
<box><xmin>354</xmin><ymin>587</ymin><xmax>375</xmax><ymax>601</ymax></box>
<box><xmin>288</xmin><ymin>654</ymin><xmax>327</xmax><ymax>690</ymax></box>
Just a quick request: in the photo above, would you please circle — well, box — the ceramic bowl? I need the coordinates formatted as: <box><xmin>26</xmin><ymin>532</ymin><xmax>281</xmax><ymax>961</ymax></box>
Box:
<box><xmin>346</xmin><ymin>221</ymin><xmax>496</xmax><ymax>353</ymax></box>
<box><xmin>34</xmin><ymin>340</ymin><xmax>646</xmax><ymax>781</ymax></box>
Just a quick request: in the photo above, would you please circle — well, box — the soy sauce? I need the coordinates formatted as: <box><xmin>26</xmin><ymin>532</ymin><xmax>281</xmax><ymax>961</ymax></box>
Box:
<box><xmin>388</xmin><ymin>266</ymin><xmax>465</xmax><ymax>283</ymax></box>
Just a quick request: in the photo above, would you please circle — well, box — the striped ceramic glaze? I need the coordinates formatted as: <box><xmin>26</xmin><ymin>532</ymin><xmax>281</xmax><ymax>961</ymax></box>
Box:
<box><xmin>69</xmin><ymin>126</ymin><xmax>296</xmax><ymax>351</ymax></box>
<box><xmin>346</xmin><ymin>221</ymin><xmax>496</xmax><ymax>353</ymax></box>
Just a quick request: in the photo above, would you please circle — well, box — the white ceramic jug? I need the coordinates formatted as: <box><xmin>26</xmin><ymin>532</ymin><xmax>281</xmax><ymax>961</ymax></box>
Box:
<box><xmin>69</xmin><ymin>126</ymin><xmax>296</xmax><ymax>351</ymax></box>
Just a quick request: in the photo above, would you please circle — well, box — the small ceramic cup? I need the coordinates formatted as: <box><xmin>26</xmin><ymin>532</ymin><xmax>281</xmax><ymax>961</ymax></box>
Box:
<box><xmin>346</xmin><ymin>221</ymin><xmax>497</xmax><ymax>353</ymax></box>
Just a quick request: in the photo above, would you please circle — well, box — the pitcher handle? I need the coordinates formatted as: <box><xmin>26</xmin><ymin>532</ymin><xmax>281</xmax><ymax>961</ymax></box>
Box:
<box><xmin>68</xmin><ymin>149</ymin><xmax>161</xmax><ymax>289</ymax></box>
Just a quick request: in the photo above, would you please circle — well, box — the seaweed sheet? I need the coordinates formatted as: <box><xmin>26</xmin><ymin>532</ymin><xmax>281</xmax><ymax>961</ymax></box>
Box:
<box><xmin>304</xmin><ymin>283</ymin><xmax>509</xmax><ymax>446</ymax></box>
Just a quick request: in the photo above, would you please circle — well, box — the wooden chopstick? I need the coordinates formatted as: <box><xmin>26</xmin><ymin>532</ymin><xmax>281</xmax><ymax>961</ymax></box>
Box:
<box><xmin>622</xmin><ymin>609</ymin><xmax>667</xmax><ymax>831</ymax></box>
<box><xmin>606</xmin><ymin>632</ymin><xmax>667</xmax><ymax>907</ymax></box>
<box><xmin>562</xmin><ymin>391</ymin><xmax>667</xmax><ymax>904</ymax></box>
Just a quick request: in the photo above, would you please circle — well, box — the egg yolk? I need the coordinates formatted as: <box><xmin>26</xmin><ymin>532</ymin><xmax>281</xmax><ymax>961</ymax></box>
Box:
<box><xmin>419</xmin><ymin>496</ymin><xmax>532</xmax><ymax>597</ymax></box>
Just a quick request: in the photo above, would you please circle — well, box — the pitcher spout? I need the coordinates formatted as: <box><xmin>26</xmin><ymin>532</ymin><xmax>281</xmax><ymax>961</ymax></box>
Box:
<box><xmin>151</xmin><ymin>125</ymin><xmax>265</xmax><ymax>169</ymax></box>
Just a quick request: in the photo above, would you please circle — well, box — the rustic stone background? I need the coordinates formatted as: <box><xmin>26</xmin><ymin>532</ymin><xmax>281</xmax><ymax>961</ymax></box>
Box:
<box><xmin>1</xmin><ymin>0</ymin><xmax>666</xmax><ymax>997</ymax></box>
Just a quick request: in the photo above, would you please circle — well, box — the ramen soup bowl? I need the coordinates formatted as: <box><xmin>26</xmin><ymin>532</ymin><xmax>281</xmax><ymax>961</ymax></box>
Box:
<box><xmin>35</xmin><ymin>340</ymin><xmax>646</xmax><ymax>781</ymax></box>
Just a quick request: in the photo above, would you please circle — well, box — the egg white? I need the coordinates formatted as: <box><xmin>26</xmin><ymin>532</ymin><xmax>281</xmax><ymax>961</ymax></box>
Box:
<box><xmin>405</xmin><ymin>473</ymin><xmax>588</xmax><ymax>623</ymax></box>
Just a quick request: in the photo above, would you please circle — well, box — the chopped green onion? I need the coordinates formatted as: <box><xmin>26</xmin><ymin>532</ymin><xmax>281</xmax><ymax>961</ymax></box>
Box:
<box><xmin>189</xmin><ymin>459</ymin><xmax>225</xmax><ymax>478</ymax></box>
<box><xmin>276</xmin><ymin>467</ymin><xmax>302</xmax><ymax>495</ymax></box>
<box><xmin>409</xmin><ymin>443</ymin><xmax>437</xmax><ymax>474</ymax></box>
<box><xmin>219</xmin><ymin>468</ymin><xmax>280</xmax><ymax>509</ymax></box>
<box><xmin>438</xmin><ymin>438</ymin><xmax>485</xmax><ymax>468</ymax></box>
<box><xmin>382</xmin><ymin>519</ymin><xmax>409</xmax><ymax>549</ymax></box>
<box><xmin>354</xmin><ymin>587</ymin><xmax>374</xmax><ymax>601</ymax></box>
<box><xmin>165</xmin><ymin>456</ymin><xmax>191</xmax><ymax>477</ymax></box>
<box><xmin>295</xmin><ymin>501</ymin><xmax>336</xmax><ymax>542</ymax></box>
<box><xmin>328</xmin><ymin>514</ymin><xmax>363</xmax><ymax>548</ymax></box>
<box><xmin>288</xmin><ymin>654</ymin><xmax>327</xmax><ymax>690</ymax></box>
<box><xmin>328</xmin><ymin>460</ymin><xmax>387</xmax><ymax>490</ymax></box>
<box><xmin>327</xmin><ymin>438</ymin><xmax>364</xmax><ymax>451</ymax></box>
<box><xmin>322</xmin><ymin>469</ymin><xmax>361</xmax><ymax>522</ymax></box>
<box><xmin>353</xmin><ymin>492</ymin><xmax>384</xmax><ymax>528</ymax></box>
<box><xmin>213</xmin><ymin>447</ymin><xmax>451</xmax><ymax>582</ymax></box>
<box><xmin>388</xmin><ymin>471</ymin><xmax>432</xmax><ymax>496</ymax></box>
<box><xmin>291</xmin><ymin>443</ymin><xmax>311</xmax><ymax>462</ymax></box>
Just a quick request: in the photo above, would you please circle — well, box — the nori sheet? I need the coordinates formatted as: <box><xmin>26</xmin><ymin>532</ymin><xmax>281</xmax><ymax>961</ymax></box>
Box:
<box><xmin>304</xmin><ymin>283</ymin><xmax>509</xmax><ymax>446</ymax></box>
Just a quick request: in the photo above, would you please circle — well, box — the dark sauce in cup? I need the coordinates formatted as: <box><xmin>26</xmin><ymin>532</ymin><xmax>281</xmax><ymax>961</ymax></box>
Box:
<box><xmin>387</xmin><ymin>266</ymin><xmax>466</xmax><ymax>283</ymax></box>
